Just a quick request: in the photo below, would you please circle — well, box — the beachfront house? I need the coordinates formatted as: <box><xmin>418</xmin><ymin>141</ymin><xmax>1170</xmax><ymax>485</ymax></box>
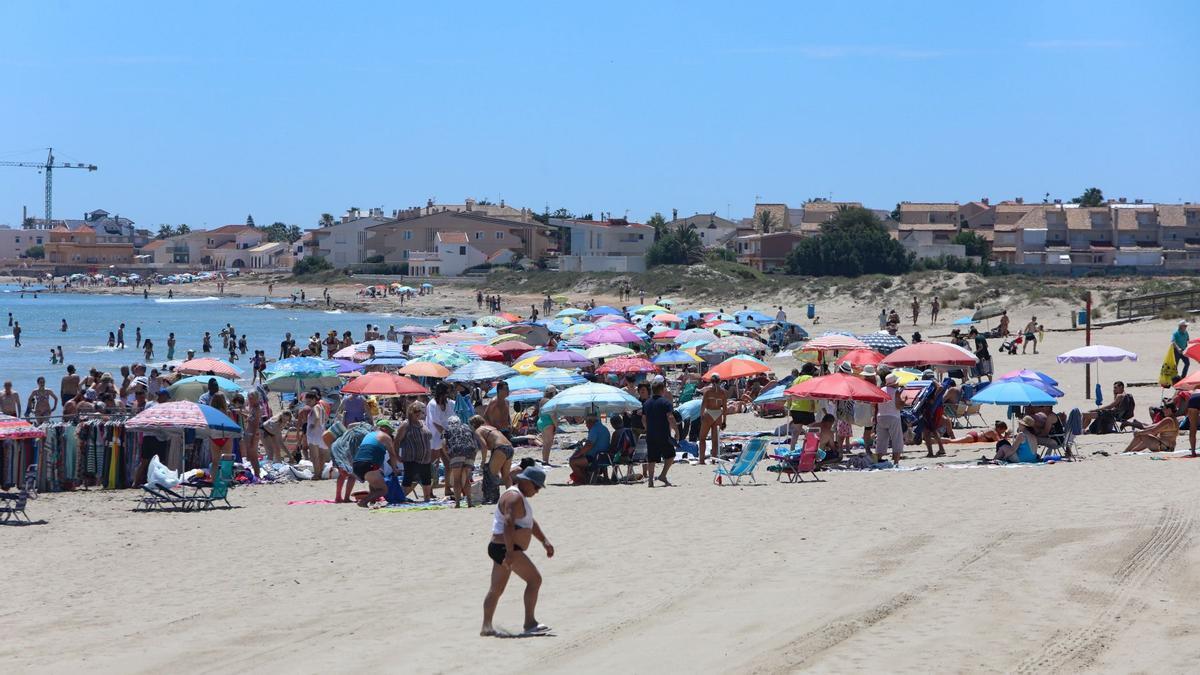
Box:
<box><xmin>734</xmin><ymin>231</ymin><xmax>803</xmax><ymax>272</ymax></box>
<box><xmin>0</xmin><ymin>225</ymin><xmax>46</xmax><ymax>260</ymax></box>
<box><xmin>365</xmin><ymin>210</ymin><xmax>555</xmax><ymax>267</ymax></box>
<box><xmin>552</xmin><ymin>217</ymin><xmax>654</xmax><ymax>273</ymax></box>
<box><xmin>43</xmin><ymin>222</ymin><xmax>135</xmax><ymax>266</ymax></box>
<box><xmin>796</xmin><ymin>200</ymin><xmax>864</xmax><ymax>235</ymax></box>
<box><xmin>667</xmin><ymin>213</ymin><xmax>741</xmax><ymax>248</ymax></box>
<box><xmin>310</xmin><ymin>209</ymin><xmax>395</xmax><ymax>268</ymax></box>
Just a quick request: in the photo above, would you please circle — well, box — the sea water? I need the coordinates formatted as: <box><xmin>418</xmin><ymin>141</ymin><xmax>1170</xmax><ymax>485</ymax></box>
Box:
<box><xmin>0</xmin><ymin>288</ymin><xmax>463</xmax><ymax>397</ymax></box>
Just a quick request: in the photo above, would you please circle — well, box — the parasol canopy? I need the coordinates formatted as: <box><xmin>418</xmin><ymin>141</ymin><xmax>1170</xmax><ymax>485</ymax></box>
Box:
<box><xmin>970</xmin><ymin>380</ymin><xmax>1057</xmax><ymax>406</ymax></box>
<box><xmin>881</xmin><ymin>341</ymin><xmax>978</xmax><ymax>367</ymax></box>
<box><xmin>834</xmin><ymin>349</ymin><xmax>885</xmax><ymax>369</ymax></box>
<box><xmin>0</xmin><ymin>414</ymin><xmax>45</xmax><ymax>440</ymax></box>
<box><xmin>540</xmin><ymin>382</ymin><xmax>643</xmax><ymax>416</ymax></box>
<box><xmin>534</xmin><ymin>350</ymin><xmax>590</xmax><ymax>369</ymax></box>
<box><xmin>176</xmin><ymin>358</ymin><xmax>243</xmax><ymax>379</ymax></box>
<box><xmin>446</xmin><ymin>360</ymin><xmax>518</xmax><ymax>383</ymax></box>
<box><xmin>341</xmin><ymin>372</ymin><xmax>428</xmax><ymax>396</ymax></box>
<box><xmin>167</xmin><ymin>375</ymin><xmax>244</xmax><ymax>402</ymax></box>
<box><xmin>126</xmin><ymin>401</ymin><xmax>242</xmax><ymax>437</ymax></box>
<box><xmin>707</xmin><ymin>355</ymin><xmax>771</xmax><ymax>379</ymax></box>
<box><xmin>595</xmin><ymin>356</ymin><xmax>659</xmax><ymax>375</ymax></box>
<box><xmin>397</xmin><ymin>361</ymin><xmax>451</xmax><ymax>379</ymax></box>
<box><xmin>783</xmin><ymin>373</ymin><xmax>889</xmax><ymax>403</ymax></box>
<box><xmin>1055</xmin><ymin>345</ymin><xmax>1138</xmax><ymax>363</ymax></box>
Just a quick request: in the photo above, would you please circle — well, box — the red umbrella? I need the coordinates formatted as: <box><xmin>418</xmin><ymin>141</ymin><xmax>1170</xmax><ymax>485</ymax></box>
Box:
<box><xmin>783</xmin><ymin>373</ymin><xmax>889</xmax><ymax>403</ymax></box>
<box><xmin>803</xmin><ymin>335</ymin><xmax>869</xmax><ymax>352</ymax></box>
<box><xmin>1184</xmin><ymin>341</ymin><xmax>1200</xmax><ymax>362</ymax></box>
<box><xmin>467</xmin><ymin>344</ymin><xmax>505</xmax><ymax>361</ymax></box>
<box><xmin>1174</xmin><ymin>372</ymin><xmax>1200</xmax><ymax>390</ymax></box>
<box><xmin>595</xmin><ymin>356</ymin><xmax>659</xmax><ymax>375</ymax></box>
<box><xmin>492</xmin><ymin>341</ymin><xmax>534</xmax><ymax>358</ymax></box>
<box><xmin>341</xmin><ymin>372</ymin><xmax>429</xmax><ymax>396</ymax></box>
<box><xmin>176</xmin><ymin>357</ymin><xmax>243</xmax><ymax>379</ymax></box>
<box><xmin>881</xmin><ymin>341</ymin><xmax>977</xmax><ymax>367</ymax></box>
<box><xmin>835</xmin><ymin>349</ymin><xmax>884</xmax><ymax>368</ymax></box>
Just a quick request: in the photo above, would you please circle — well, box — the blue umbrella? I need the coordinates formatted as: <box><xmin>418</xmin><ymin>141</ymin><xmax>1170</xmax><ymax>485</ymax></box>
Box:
<box><xmin>653</xmin><ymin>350</ymin><xmax>701</xmax><ymax>366</ymax></box>
<box><xmin>736</xmin><ymin>310</ymin><xmax>774</xmax><ymax>323</ymax></box>
<box><xmin>168</xmin><ymin>376</ymin><xmax>244</xmax><ymax>402</ymax></box>
<box><xmin>264</xmin><ymin>357</ymin><xmax>342</xmax><ymax>392</ymax></box>
<box><xmin>585</xmin><ymin>305</ymin><xmax>622</xmax><ymax>317</ymax></box>
<box><xmin>970</xmin><ymin>380</ymin><xmax>1057</xmax><ymax>406</ymax></box>
<box><xmin>678</xmin><ymin>399</ymin><xmax>703</xmax><ymax>422</ymax></box>
<box><xmin>753</xmin><ymin>384</ymin><xmax>786</xmax><ymax>405</ymax></box>
<box><xmin>447</xmin><ymin>360</ymin><xmax>518</xmax><ymax>383</ymax></box>
<box><xmin>529</xmin><ymin>368</ymin><xmax>587</xmax><ymax>387</ymax></box>
<box><xmin>541</xmin><ymin>382</ymin><xmax>642</xmax><ymax>416</ymax></box>
<box><xmin>952</xmin><ymin>316</ymin><xmax>978</xmax><ymax>326</ymax></box>
<box><xmin>360</xmin><ymin>355</ymin><xmax>410</xmax><ymax>368</ymax></box>
<box><xmin>677</xmin><ymin>311</ymin><xmax>701</xmax><ymax>321</ymax></box>
<box><xmin>331</xmin><ymin>358</ymin><xmax>365</xmax><ymax>374</ymax></box>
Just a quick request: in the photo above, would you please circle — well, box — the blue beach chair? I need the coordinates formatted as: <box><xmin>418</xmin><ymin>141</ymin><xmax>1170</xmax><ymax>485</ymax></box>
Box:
<box><xmin>713</xmin><ymin>437</ymin><xmax>769</xmax><ymax>486</ymax></box>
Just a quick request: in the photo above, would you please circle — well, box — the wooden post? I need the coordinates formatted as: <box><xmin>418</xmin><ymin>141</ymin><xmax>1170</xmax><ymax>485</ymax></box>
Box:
<box><xmin>1085</xmin><ymin>291</ymin><xmax>1093</xmax><ymax>399</ymax></box>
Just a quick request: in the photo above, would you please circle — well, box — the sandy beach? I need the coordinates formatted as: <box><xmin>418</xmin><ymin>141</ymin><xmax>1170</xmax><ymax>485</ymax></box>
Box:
<box><xmin>3</xmin><ymin>272</ymin><xmax>1199</xmax><ymax>672</ymax></box>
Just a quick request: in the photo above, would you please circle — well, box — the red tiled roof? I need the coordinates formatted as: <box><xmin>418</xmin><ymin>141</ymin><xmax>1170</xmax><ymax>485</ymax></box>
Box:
<box><xmin>210</xmin><ymin>225</ymin><xmax>259</xmax><ymax>235</ymax></box>
<box><xmin>438</xmin><ymin>232</ymin><xmax>469</xmax><ymax>244</ymax></box>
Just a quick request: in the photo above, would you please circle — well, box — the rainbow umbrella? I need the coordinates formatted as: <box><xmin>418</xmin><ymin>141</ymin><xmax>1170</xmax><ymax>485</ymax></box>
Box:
<box><xmin>0</xmin><ymin>414</ymin><xmax>45</xmax><ymax>440</ymax></box>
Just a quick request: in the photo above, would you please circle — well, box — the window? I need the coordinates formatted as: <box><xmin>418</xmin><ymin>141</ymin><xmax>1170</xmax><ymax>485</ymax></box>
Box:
<box><xmin>495</xmin><ymin>231</ymin><xmax>503</xmax><ymax>240</ymax></box>
<box><xmin>638</xmin><ymin>234</ymin><xmax>644</xmax><ymax>240</ymax></box>
<box><xmin>403</xmin><ymin>230</ymin><xmax>413</xmax><ymax>241</ymax></box>
<box><xmin>459</xmin><ymin>246</ymin><xmax>466</xmax><ymax>255</ymax></box>
<box><xmin>402</xmin><ymin>250</ymin><xmax>409</xmax><ymax>259</ymax></box>
<box><xmin>475</xmin><ymin>232</ymin><xmax>483</xmax><ymax>240</ymax></box>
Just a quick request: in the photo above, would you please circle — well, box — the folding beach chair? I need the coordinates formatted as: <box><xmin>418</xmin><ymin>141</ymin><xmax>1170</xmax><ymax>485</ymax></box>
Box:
<box><xmin>190</xmin><ymin>456</ymin><xmax>235</xmax><ymax>510</ymax></box>
<box><xmin>769</xmin><ymin>432</ymin><xmax>816</xmax><ymax>483</ymax></box>
<box><xmin>0</xmin><ymin>465</ymin><xmax>38</xmax><ymax>523</ymax></box>
<box><xmin>136</xmin><ymin>484</ymin><xmax>195</xmax><ymax>512</ymax></box>
<box><xmin>792</xmin><ymin>437</ymin><xmax>823</xmax><ymax>483</ymax></box>
<box><xmin>713</xmin><ymin>437</ymin><xmax>769</xmax><ymax>486</ymax></box>
<box><xmin>1060</xmin><ymin>408</ymin><xmax>1082</xmax><ymax>458</ymax></box>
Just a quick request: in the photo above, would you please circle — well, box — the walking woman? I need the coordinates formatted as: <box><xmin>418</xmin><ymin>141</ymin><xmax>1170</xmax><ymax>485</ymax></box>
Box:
<box><xmin>481</xmin><ymin>466</ymin><xmax>554</xmax><ymax>637</ymax></box>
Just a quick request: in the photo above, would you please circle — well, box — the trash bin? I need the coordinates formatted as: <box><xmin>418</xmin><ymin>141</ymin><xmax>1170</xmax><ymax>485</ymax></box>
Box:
<box><xmin>1077</xmin><ymin>310</ymin><xmax>1089</xmax><ymax>325</ymax></box>
<box><xmin>807</xmin><ymin>303</ymin><xmax>815</xmax><ymax>320</ymax></box>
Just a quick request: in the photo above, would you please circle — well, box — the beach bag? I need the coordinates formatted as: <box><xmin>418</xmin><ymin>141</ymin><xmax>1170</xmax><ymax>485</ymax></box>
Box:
<box><xmin>385</xmin><ymin>474</ymin><xmax>407</xmax><ymax>504</ymax></box>
<box><xmin>480</xmin><ymin>468</ymin><xmax>500</xmax><ymax>504</ymax></box>
<box><xmin>146</xmin><ymin>455</ymin><xmax>180</xmax><ymax>489</ymax></box>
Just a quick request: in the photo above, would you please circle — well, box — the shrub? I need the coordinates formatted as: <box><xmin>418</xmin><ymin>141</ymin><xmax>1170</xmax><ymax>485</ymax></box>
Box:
<box><xmin>293</xmin><ymin>256</ymin><xmax>333</xmax><ymax>275</ymax></box>
<box><xmin>786</xmin><ymin>206</ymin><xmax>912</xmax><ymax>277</ymax></box>
<box><xmin>364</xmin><ymin>254</ymin><xmax>384</xmax><ymax>264</ymax></box>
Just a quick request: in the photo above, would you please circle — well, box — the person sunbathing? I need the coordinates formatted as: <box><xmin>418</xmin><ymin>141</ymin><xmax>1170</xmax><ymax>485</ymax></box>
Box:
<box><xmin>941</xmin><ymin>421</ymin><xmax>1008</xmax><ymax>444</ymax></box>
<box><xmin>988</xmin><ymin>416</ymin><xmax>1039</xmax><ymax>463</ymax></box>
<box><xmin>1121</xmin><ymin>401</ymin><xmax>1179</xmax><ymax>453</ymax></box>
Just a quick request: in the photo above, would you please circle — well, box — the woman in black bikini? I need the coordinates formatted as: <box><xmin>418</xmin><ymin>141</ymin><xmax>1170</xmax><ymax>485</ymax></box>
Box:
<box><xmin>482</xmin><ymin>467</ymin><xmax>554</xmax><ymax>637</ymax></box>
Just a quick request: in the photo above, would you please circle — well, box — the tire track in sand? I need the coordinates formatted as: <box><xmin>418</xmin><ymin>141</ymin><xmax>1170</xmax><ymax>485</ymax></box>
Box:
<box><xmin>1015</xmin><ymin>504</ymin><xmax>1193</xmax><ymax>673</ymax></box>
<box><xmin>740</xmin><ymin>531</ymin><xmax>1014</xmax><ymax>674</ymax></box>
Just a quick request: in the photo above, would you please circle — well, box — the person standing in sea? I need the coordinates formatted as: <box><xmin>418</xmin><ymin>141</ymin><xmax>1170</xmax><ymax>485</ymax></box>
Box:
<box><xmin>12</xmin><ymin>321</ymin><xmax>20</xmax><ymax>347</ymax></box>
<box><xmin>167</xmin><ymin>333</ymin><xmax>176</xmax><ymax>360</ymax></box>
<box><xmin>116</xmin><ymin>323</ymin><xmax>125</xmax><ymax>349</ymax></box>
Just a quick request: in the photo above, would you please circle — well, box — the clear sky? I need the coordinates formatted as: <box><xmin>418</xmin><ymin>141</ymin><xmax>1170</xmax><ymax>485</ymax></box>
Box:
<box><xmin>2</xmin><ymin>0</ymin><xmax>1197</xmax><ymax>230</ymax></box>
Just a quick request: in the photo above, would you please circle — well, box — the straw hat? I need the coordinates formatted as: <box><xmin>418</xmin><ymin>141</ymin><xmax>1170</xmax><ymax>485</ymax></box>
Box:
<box><xmin>861</xmin><ymin>364</ymin><xmax>877</xmax><ymax>377</ymax></box>
<box><xmin>838</xmin><ymin>362</ymin><xmax>854</xmax><ymax>374</ymax></box>
<box><xmin>1019</xmin><ymin>415</ymin><xmax>1036</xmax><ymax>429</ymax></box>
<box><xmin>885</xmin><ymin>373</ymin><xmax>899</xmax><ymax>386</ymax></box>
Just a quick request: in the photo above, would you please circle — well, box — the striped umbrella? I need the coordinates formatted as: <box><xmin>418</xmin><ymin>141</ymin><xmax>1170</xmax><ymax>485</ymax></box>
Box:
<box><xmin>652</xmin><ymin>349</ymin><xmax>701</xmax><ymax>365</ymax></box>
<box><xmin>411</xmin><ymin>349</ymin><xmax>474</xmax><ymax>369</ymax></box>
<box><xmin>529</xmin><ymin>368</ymin><xmax>588</xmax><ymax>388</ymax></box>
<box><xmin>581</xmin><ymin>326</ymin><xmax>644</xmax><ymax>345</ymax></box>
<box><xmin>0</xmin><ymin>414</ymin><xmax>45</xmax><ymax>440</ymax></box>
<box><xmin>446</xmin><ymin>360</ymin><xmax>518</xmax><ymax>383</ymax></box>
<box><xmin>176</xmin><ymin>357</ymin><xmax>243</xmax><ymax>379</ymax></box>
<box><xmin>264</xmin><ymin>357</ymin><xmax>342</xmax><ymax>392</ymax></box>
<box><xmin>168</xmin><ymin>375</ymin><xmax>245</xmax><ymax>402</ymax></box>
<box><xmin>699</xmin><ymin>336</ymin><xmax>767</xmax><ymax>357</ymax></box>
<box><xmin>126</xmin><ymin>401</ymin><xmax>242</xmax><ymax>437</ymax></box>
<box><xmin>856</xmin><ymin>332</ymin><xmax>908</xmax><ymax>354</ymax></box>
<box><xmin>585</xmin><ymin>344</ymin><xmax>635</xmax><ymax>360</ymax></box>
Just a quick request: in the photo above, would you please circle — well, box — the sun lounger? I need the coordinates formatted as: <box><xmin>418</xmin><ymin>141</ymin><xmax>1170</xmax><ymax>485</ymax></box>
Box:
<box><xmin>136</xmin><ymin>485</ymin><xmax>195</xmax><ymax>512</ymax></box>
<box><xmin>713</xmin><ymin>437</ymin><xmax>769</xmax><ymax>486</ymax></box>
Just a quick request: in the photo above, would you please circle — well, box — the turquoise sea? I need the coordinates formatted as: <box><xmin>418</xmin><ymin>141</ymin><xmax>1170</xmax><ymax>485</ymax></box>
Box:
<box><xmin>0</xmin><ymin>288</ymin><xmax>460</xmax><ymax>398</ymax></box>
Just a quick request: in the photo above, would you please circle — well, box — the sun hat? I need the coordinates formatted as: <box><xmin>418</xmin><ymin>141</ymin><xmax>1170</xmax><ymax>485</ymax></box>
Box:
<box><xmin>861</xmin><ymin>365</ymin><xmax>877</xmax><ymax>377</ymax></box>
<box><xmin>921</xmin><ymin>369</ymin><xmax>935</xmax><ymax>378</ymax></box>
<box><xmin>1019</xmin><ymin>415</ymin><xmax>1036</xmax><ymax>429</ymax></box>
<box><xmin>876</xmin><ymin>364</ymin><xmax>892</xmax><ymax>374</ymax></box>
<box><xmin>375</xmin><ymin>418</ymin><xmax>395</xmax><ymax>430</ymax></box>
<box><xmin>838</xmin><ymin>362</ymin><xmax>854</xmax><ymax>374</ymax></box>
<box><xmin>885</xmin><ymin>373</ymin><xmax>899</xmax><ymax>386</ymax></box>
<box><xmin>516</xmin><ymin>466</ymin><xmax>547</xmax><ymax>489</ymax></box>
<box><xmin>1180</xmin><ymin>320</ymin><xmax>1189</xmax><ymax>327</ymax></box>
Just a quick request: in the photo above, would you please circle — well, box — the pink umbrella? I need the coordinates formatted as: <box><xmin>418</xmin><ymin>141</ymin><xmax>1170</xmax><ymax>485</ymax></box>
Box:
<box><xmin>802</xmin><ymin>335</ymin><xmax>869</xmax><ymax>353</ymax></box>
<box><xmin>882</xmin><ymin>341</ymin><xmax>978</xmax><ymax>367</ymax></box>
<box><xmin>581</xmin><ymin>326</ymin><xmax>644</xmax><ymax>345</ymax></box>
<box><xmin>595</xmin><ymin>356</ymin><xmax>659</xmax><ymax>375</ymax></box>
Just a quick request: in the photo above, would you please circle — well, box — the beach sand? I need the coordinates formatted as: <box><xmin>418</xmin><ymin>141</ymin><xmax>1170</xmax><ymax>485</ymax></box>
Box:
<box><xmin>4</xmin><ymin>272</ymin><xmax>1199</xmax><ymax>672</ymax></box>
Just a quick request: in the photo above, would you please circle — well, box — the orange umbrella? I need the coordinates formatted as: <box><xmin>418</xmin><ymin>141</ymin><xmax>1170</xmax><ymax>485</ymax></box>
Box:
<box><xmin>496</xmin><ymin>311</ymin><xmax>521</xmax><ymax>322</ymax></box>
<box><xmin>707</xmin><ymin>356</ymin><xmax>771</xmax><ymax>380</ymax></box>
<box><xmin>341</xmin><ymin>372</ymin><xmax>428</xmax><ymax>396</ymax></box>
<box><xmin>398</xmin><ymin>361</ymin><xmax>451</xmax><ymax>379</ymax></box>
<box><xmin>651</xmin><ymin>313</ymin><xmax>682</xmax><ymax>323</ymax></box>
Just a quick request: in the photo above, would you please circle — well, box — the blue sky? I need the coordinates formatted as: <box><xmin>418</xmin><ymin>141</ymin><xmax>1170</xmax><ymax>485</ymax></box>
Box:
<box><xmin>2</xmin><ymin>0</ymin><xmax>1197</xmax><ymax>229</ymax></box>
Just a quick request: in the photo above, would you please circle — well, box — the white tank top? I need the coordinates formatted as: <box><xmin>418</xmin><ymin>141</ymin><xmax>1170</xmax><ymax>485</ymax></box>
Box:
<box><xmin>491</xmin><ymin>486</ymin><xmax>534</xmax><ymax>534</ymax></box>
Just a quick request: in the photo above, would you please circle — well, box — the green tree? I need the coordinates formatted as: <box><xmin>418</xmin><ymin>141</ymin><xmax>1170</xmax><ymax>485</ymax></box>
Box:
<box><xmin>24</xmin><ymin>245</ymin><xmax>44</xmax><ymax>259</ymax></box>
<box><xmin>246</xmin><ymin>214</ymin><xmax>256</xmax><ymax>227</ymax></box>
<box><xmin>647</xmin><ymin>224</ymin><xmax>705</xmax><ymax>266</ymax></box>
<box><xmin>156</xmin><ymin>224</ymin><xmax>176</xmax><ymax>239</ymax></box>
<box><xmin>786</xmin><ymin>206</ymin><xmax>912</xmax><ymax>277</ymax></box>
<box><xmin>1072</xmin><ymin>187</ymin><xmax>1105</xmax><ymax>207</ymax></box>
<box><xmin>756</xmin><ymin>210</ymin><xmax>777</xmax><ymax>233</ymax></box>
<box><xmin>953</xmin><ymin>230</ymin><xmax>990</xmax><ymax>259</ymax></box>
<box><xmin>550</xmin><ymin>208</ymin><xmax>576</xmax><ymax>220</ymax></box>
<box><xmin>319</xmin><ymin>213</ymin><xmax>335</xmax><ymax>228</ymax></box>
<box><xmin>890</xmin><ymin>203</ymin><xmax>902</xmax><ymax>222</ymax></box>
<box><xmin>646</xmin><ymin>212</ymin><xmax>668</xmax><ymax>240</ymax></box>
<box><xmin>177</xmin><ymin>224</ymin><xmax>191</xmax><ymax>235</ymax></box>
<box><xmin>261</xmin><ymin>221</ymin><xmax>303</xmax><ymax>243</ymax></box>
<box><xmin>293</xmin><ymin>255</ymin><xmax>333</xmax><ymax>276</ymax></box>
<box><xmin>578</xmin><ymin>212</ymin><xmax>594</xmax><ymax>221</ymax></box>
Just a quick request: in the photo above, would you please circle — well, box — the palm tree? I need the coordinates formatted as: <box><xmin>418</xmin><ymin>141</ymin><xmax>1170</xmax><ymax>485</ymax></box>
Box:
<box><xmin>756</xmin><ymin>210</ymin><xmax>776</xmax><ymax>234</ymax></box>
<box><xmin>319</xmin><ymin>213</ymin><xmax>335</xmax><ymax>228</ymax></box>
<box><xmin>675</xmin><ymin>224</ymin><xmax>705</xmax><ymax>264</ymax></box>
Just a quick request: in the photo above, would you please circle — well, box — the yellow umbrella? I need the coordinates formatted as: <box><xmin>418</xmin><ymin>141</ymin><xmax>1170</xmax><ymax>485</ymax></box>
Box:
<box><xmin>551</xmin><ymin>295</ymin><xmax>568</xmax><ymax>304</ymax></box>
<box><xmin>512</xmin><ymin>357</ymin><xmax>543</xmax><ymax>375</ymax></box>
<box><xmin>634</xmin><ymin>305</ymin><xmax>667</xmax><ymax>315</ymax></box>
<box><xmin>892</xmin><ymin>369</ymin><xmax>921</xmax><ymax>385</ymax></box>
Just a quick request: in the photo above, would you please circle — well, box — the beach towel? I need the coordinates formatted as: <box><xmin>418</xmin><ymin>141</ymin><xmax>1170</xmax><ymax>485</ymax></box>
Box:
<box><xmin>287</xmin><ymin>499</ymin><xmax>341</xmax><ymax>505</ymax></box>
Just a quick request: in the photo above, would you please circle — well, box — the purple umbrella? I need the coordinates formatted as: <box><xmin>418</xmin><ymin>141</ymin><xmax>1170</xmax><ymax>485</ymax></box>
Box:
<box><xmin>534</xmin><ymin>350</ymin><xmax>589</xmax><ymax>369</ymax></box>
<box><xmin>332</xmin><ymin>358</ymin><xmax>365</xmax><ymax>374</ymax></box>
<box><xmin>581</xmin><ymin>326</ymin><xmax>644</xmax><ymax>345</ymax></box>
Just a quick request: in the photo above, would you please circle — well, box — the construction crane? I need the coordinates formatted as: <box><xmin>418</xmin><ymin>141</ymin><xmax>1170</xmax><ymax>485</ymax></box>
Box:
<box><xmin>0</xmin><ymin>148</ymin><xmax>98</xmax><ymax>225</ymax></box>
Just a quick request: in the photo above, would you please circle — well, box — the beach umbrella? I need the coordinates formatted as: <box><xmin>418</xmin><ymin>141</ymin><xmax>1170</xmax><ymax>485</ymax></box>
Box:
<box><xmin>430</xmin><ymin>331</ymin><xmax>486</xmax><ymax>343</ymax></box>
<box><xmin>168</xmin><ymin>375</ymin><xmax>244</xmax><ymax>402</ymax></box>
<box><xmin>753</xmin><ymin>384</ymin><xmax>787</xmax><ymax>405</ymax></box>
<box><xmin>540</xmin><ymin>382</ymin><xmax>643</xmax><ymax>416</ymax></box>
<box><xmin>477</xmin><ymin>315</ymin><xmax>513</xmax><ymax>328</ymax></box>
<box><xmin>634</xmin><ymin>305</ymin><xmax>668</xmax><ymax>315</ymax></box>
<box><xmin>653</xmin><ymin>329</ymin><xmax>682</xmax><ymax>342</ymax></box>
<box><xmin>331</xmin><ymin>359</ymin><xmax>365</xmax><ymax>374</ymax></box>
<box><xmin>882</xmin><ymin>341</ymin><xmax>978</xmax><ymax>367</ymax></box>
<box><xmin>952</xmin><ymin>316</ymin><xmax>978</xmax><ymax>326</ymax></box>
<box><xmin>529</xmin><ymin>368</ymin><xmax>588</xmax><ymax>388</ymax></box>
<box><xmin>398</xmin><ymin>361</ymin><xmax>451</xmax><ymax>379</ymax></box>
<box><xmin>699</xmin><ymin>336</ymin><xmax>766</xmax><ymax>357</ymax></box>
<box><xmin>0</xmin><ymin>414</ymin><xmax>45</xmax><ymax>440</ymax></box>
<box><xmin>562</xmin><ymin>323</ymin><xmax>599</xmax><ymax>339</ymax></box>
<box><xmin>342</xmin><ymin>372</ymin><xmax>428</xmax><ymax>397</ymax></box>
<box><xmin>510</xmin><ymin>357</ymin><xmax>543</xmax><ymax>375</ymax></box>
<box><xmin>585</xmin><ymin>306</ymin><xmax>622</xmax><ymax>317</ymax></box>
<box><xmin>674</xmin><ymin>328</ymin><xmax>718</xmax><ymax>345</ymax></box>
<box><xmin>1055</xmin><ymin>345</ymin><xmax>1138</xmax><ymax>364</ymax></box>
<box><xmin>596</xmin><ymin>356</ymin><xmax>659</xmax><ymax>375</ymax></box>
<box><xmin>970</xmin><ymin>381</ymin><xmax>1057</xmax><ymax>406</ymax></box>
<box><xmin>651</xmin><ymin>312</ymin><xmax>682</xmax><ymax>324</ymax></box>
<box><xmin>505</xmin><ymin>388</ymin><xmax>545</xmax><ymax>404</ymax></box>
<box><xmin>585</xmin><ymin>344</ymin><xmax>634</xmax><ymax>360</ymax></box>
<box><xmin>535</xmin><ymin>350</ymin><xmax>590</xmax><ymax>369</ymax></box>
<box><xmin>677</xmin><ymin>310</ymin><xmax>700</xmax><ymax>321</ymax></box>
<box><xmin>397</xmin><ymin>325</ymin><xmax>435</xmax><ymax>337</ymax></box>
<box><xmin>996</xmin><ymin>368</ymin><xmax>1060</xmax><ymax>386</ymax></box>
<box><xmin>126</xmin><ymin>401</ymin><xmax>242</xmax><ymax>437</ymax></box>
<box><xmin>489</xmin><ymin>333</ymin><xmax>525</xmax><ymax>345</ymax></box>
<box><xmin>556</xmin><ymin>308</ymin><xmax>587</xmax><ymax>318</ymax></box>
<box><xmin>708</xmin><ymin>355</ymin><xmax>771</xmax><ymax>379</ymax></box>
<box><xmin>581</xmin><ymin>326</ymin><xmax>644</xmax><ymax>345</ymax></box>
<box><xmin>658</xmin><ymin>299</ymin><xmax>676</xmax><ymax>307</ymax></box>
<box><xmin>447</xmin><ymin>360</ymin><xmax>518</xmax><ymax>383</ymax></box>
<box><xmin>496</xmin><ymin>375</ymin><xmax>552</xmax><ymax>393</ymax></box>
<box><xmin>696</xmin><ymin>307</ymin><xmax>719</xmax><ymax>314</ymax></box>
<box><xmin>835</xmin><ymin>349</ymin><xmax>885</xmax><ymax>369</ymax></box>
<box><xmin>677</xmin><ymin>399</ymin><xmax>703</xmax><ymax>422</ymax></box>
<box><xmin>857</xmin><ymin>331</ymin><xmax>907</xmax><ymax>354</ymax></box>
<box><xmin>176</xmin><ymin>357</ymin><xmax>243</xmax><ymax>379</ymax></box>
<box><xmin>545</xmin><ymin>320</ymin><xmax>574</xmax><ymax>334</ymax></box>
<box><xmin>412</xmin><ymin>348</ymin><xmax>473</xmax><ymax>368</ymax></box>
<box><xmin>783</xmin><ymin>373</ymin><xmax>889</xmax><ymax>403</ymax></box>
<box><xmin>715</xmin><ymin>323</ymin><xmax>752</xmax><ymax>334</ymax></box>
<box><xmin>360</xmin><ymin>355</ymin><xmax>410</xmax><ymax>368</ymax></box>
<box><xmin>1173</xmin><ymin>372</ymin><xmax>1200</xmax><ymax>391</ymax></box>
<box><xmin>550</xmin><ymin>294</ymin><xmax>569</xmax><ymax>304</ymax></box>
<box><xmin>496</xmin><ymin>311</ymin><xmax>521</xmax><ymax>322</ymax></box>
<box><xmin>593</xmin><ymin>314</ymin><xmax>632</xmax><ymax>325</ymax></box>
<box><xmin>735</xmin><ymin>310</ymin><xmax>774</xmax><ymax>324</ymax></box>
<box><xmin>493</xmin><ymin>341</ymin><xmax>535</xmax><ymax>359</ymax></box>
<box><xmin>972</xmin><ymin>305</ymin><xmax>1006</xmax><ymax>321</ymax></box>
<box><xmin>653</xmin><ymin>349</ymin><xmax>702</xmax><ymax>366</ymax></box>
<box><xmin>506</xmin><ymin>323</ymin><xmax>551</xmax><ymax>346</ymax></box>
<box><xmin>264</xmin><ymin>357</ymin><xmax>342</xmax><ymax>391</ymax></box>
<box><xmin>803</xmin><ymin>335</ymin><xmax>869</xmax><ymax>353</ymax></box>
<box><xmin>467</xmin><ymin>344</ymin><xmax>505</xmax><ymax>361</ymax></box>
